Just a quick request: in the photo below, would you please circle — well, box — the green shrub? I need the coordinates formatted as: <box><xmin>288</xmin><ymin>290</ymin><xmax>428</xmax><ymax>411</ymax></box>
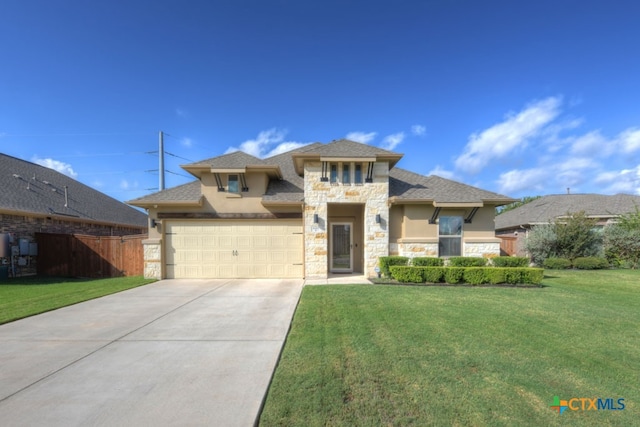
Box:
<box><xmin>543</xmin><ymin>257</ymin><xmax>572</xmax><ymax>269</ymax></box>
<box><xmin>443</xmin><ymin>267</ymin><xmax>465</xmax><ymax>284</ymax></box>
<box><xmin>492</xmin><ymin>257</ymin><xmax>529</xmax><ymax>267</ymax></box>
<box><xmin>412</xmin><ymin>257</ymin><xmax>444</xmax><ymax>267</ymax></box>
<box><xmin>463</xmin><ymin>267</ymin><xmax>486</xmax><ymax>285</ymax></box>
<box><xmin>503</xmin><ymin>268</ymin><xmax>523</xmax><ymax>284</ymax></box>
<box><xmin>379</xmin><ymin>256</ymin><xmax>409</xmax><ymax>277</ymax></box>
<box><xmin>521</xmin><ymin>268</ymin><xmax>544</xmax><ymax>285</ymax></box>
<box><xmin>484</xmin><ymin>268</ymin><xmax>506</xmax><ymax>284</ymax></box>
<box><xmin>422</xmin><ymin>267</ymin><xmax>444</xmax><ymax>283</ymax></box>
<box><xmin>573</xmin><ymin>256</ymin><xmax>609</xmax><ymax>270</ymax></box>
<box><xmin>389</xmin><ymin>266</ymin><xmax>423</xmax><ymax>283</ymax></box>
<box><xmin>448</xmin><ymin>257</ymin><xmax>487</xmax><ymax>267</ymax></box>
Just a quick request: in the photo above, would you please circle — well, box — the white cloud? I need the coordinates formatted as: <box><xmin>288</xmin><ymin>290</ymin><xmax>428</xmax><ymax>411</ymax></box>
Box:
<box><xmin>380</xmin><ymin>132</ymin><xmax>405</xmax><ymax>151</ymax></box>
<box><xmin>181</xmin><ymin>137</ymin><xmax>193</xmax><ymax>148</ymax></box>
<box><xmin>497</xmin><ymin>168</ymin><xmax>549</xmax><ymax>194</ymax></box>
<box><xmin>595</xmin><ymin>166</ymin><xmax>640</xmax><ymax>195</ymax></box>
<box><xmin>175</xmin><ymin>108</ymin><xmax>188</xmax><ymax>118</ymax></box>
<box><xmin>411</xmin><ymin>125</ymin><xmax>426</xmax><ymax>136</ymax></box>
<box><xmin>265</xmin><ymin>142</ymin><xmax>309</xmax><ymax>157</ymax></box>
<box><xmin>120</xmin><ymin>179</ymin><xmax>129</xmax><ymax>190</ymax></box>
<box><xmin>428</xmin><ymin>165</ymin><xmax>457</xmax><ymax>180</ymax></box>
<box><xmin>570</xmin><ymin>131</ymin><xmax>609</xmax><ymax>156</ymax></box>
<box><xmin>497</xmin><ymin>156</ymin><xmax>598</xmax><ymax>195</ymax></box>
<box><xmin>455</xmin><ymin>96</ymin><xmax>562</xmax><ymax>174</ymax></box>
<box><xmin>226</xmin><ymin>128</ymin><xmax>309</xmax><ymax>158</ymax></box>
<box><xmin>618</xmin><ymin>128</ymin><xmax>640</xmax><ymax>153</ymax></box>
<box><xmin>345</xmin><ymin>131</ymin><xmax>377</xmax><ymax>144</ymax></box>
<box><xmin>32</xmin><ymin>157</ymin><xmax>78</xmax><ymax>178</ymax></box>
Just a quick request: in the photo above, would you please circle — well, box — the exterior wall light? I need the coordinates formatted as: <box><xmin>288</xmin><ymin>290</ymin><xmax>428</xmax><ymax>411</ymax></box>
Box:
<box><xmin>375</xmin><ymin>214</ymin><xmax>381</xmax><ymax>224</ymax></box>
<box><xmin>313</xmin><ymin>214</ymin><xmax>319</xmax><ymax>224</ymax></box>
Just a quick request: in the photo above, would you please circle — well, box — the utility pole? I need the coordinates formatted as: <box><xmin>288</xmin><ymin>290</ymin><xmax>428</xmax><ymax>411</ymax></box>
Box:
<box><xmin>159</xmin><ymin>131</ymin><xmax>165</xmax><ymax>191</ymax></box>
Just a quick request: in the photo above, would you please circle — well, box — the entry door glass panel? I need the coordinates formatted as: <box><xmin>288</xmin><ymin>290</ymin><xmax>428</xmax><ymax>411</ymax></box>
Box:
<box><xmin>331</xmin><ymin>223</ymin><xmax>352</xmax><ymax>272</ymax></box>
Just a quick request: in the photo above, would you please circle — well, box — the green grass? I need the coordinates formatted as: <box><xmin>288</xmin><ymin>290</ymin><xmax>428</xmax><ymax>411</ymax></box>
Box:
<box><xmin>260</xmin><ymin>270</ymin><xmax>639</xmax><ymax>426</ymax></box>
<box><xmin>0</xmin><ymin>276</ymin><xmax>156</xmax><ymax>324</ymax></box>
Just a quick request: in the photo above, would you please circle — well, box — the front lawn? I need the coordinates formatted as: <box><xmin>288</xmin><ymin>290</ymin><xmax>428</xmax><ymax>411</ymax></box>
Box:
<box><xmin>260</xmin><ymin>270</ymin><xmax>639</xmax><ymax>426</ymax></box>
<box><xmin>0</xmin><ymin>276</ymin><xmax>156</xmax><ymax>324</ymax></box>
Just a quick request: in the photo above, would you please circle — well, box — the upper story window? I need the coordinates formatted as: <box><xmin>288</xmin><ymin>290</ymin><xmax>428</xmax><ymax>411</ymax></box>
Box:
<box><xmin>342</xmin><ymin>164</ymin><xmax>350</xmax><ymax>184</ymax></box>
<box><xmin>228</xmin><ymin>174</ymin><xmax>239</xmax><ymax>193</ymax></box>
<box><xmin>354</xmin><ymin>164</ymin><xmax>363</xmax><ymax>184</ymax></box>
<box><xmin>330</xmin><ymin>164</ymin><xmax>338</xmax><ymax>183</ymax></box>
<box><xmin>325</xmin><ymin>162</ymin><xmax>368</xmax><ymax>185</ymax></box>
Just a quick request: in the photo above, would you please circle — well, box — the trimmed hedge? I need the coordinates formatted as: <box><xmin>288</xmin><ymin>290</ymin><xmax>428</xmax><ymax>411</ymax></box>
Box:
<box><xmin>492</xmin><ymin>256</ymin><xmax>529</xmax><ymax>267</ymax></box>
<box><xmin>448</xmin><ymin>257</ymin><xmax>487</xmax><ymax>267</ymax></box>
<box><xmin>379</xmin><ymin>256</ymin><xmax>409</xmax><ymax>277</ymax></box>
<box><xmin>543</xmin><ymin>257</ymin><xmax>572</xmax><ymax>269</ymax></box>
<box><xmin>573</xmin><ymin>256</ymin><xmax>609</xmax><ymax>270</ymax></box>
<box><xmin>388</xmin><ymin>266</ymin><xmax>544</xmax><ymax>285</ymax></box>
<box><xmin>412</xmin><ymin>257</ymin><xmax>444</xmax><ymax>267</ymax></box>
<box><xmin>463</xmin><ymin>267</ymin><xmax>486</xmax><ymax>285</ymax></box>
<box><xmin>422</xmin><ymin>267</ymin><xmax>444</xmax><ymax>283</ymax></box>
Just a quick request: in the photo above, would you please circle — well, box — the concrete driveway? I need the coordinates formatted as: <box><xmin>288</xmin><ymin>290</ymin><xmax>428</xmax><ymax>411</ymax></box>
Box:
<box><xmin>0</xmin><ymin>278</ymin><xmax>303</xmax><ymax>427</ymax></box>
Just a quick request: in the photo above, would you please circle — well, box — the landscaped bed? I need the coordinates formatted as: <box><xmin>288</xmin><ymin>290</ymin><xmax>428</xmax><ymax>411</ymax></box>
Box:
<box><xmin>260</xmin><ymin>269</ymin><xmax>638</xmax><ymax>426</ymax></box>
<box><xmin>0</xmin><ymin>276</ymin><xmax>156</xmax><ymax>324</ymax></box>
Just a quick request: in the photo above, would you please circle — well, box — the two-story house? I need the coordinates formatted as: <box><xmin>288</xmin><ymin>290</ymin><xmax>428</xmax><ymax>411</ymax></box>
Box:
<box><xmin>128</xmin><ymin>139</ymin><xmax>514</xmax><ymax>279</ymax></box>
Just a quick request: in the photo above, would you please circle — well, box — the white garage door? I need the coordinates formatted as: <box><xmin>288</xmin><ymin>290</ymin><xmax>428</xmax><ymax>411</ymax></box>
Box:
<box><xmin>165</xmin><ymin>220</ymin><xmax>303</xmax><ymax>279</ymax></box>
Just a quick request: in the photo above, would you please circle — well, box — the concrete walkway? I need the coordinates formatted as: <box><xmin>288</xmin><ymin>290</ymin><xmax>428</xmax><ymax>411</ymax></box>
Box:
<box><xmin>0</xmin><ymin>278</ymin><xmax>303</xmax><ymax>427</ymax></box>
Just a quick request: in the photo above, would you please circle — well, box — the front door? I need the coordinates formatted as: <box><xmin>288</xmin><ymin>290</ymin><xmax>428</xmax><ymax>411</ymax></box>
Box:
<box><xmin>330</xmin><ymin>222</ymin><xmax>352</xmax><ymax>272</ymax></box>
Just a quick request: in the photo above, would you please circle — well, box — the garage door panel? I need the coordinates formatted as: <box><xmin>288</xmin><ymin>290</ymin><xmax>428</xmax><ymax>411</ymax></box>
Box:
<box><xmin>165</xmin><ymin>220</ymin><xmax>303</xmax><ymax>279</ymax></box>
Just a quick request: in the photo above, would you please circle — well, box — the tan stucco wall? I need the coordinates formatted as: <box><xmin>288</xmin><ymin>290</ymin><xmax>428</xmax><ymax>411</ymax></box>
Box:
<box><xmin>390</xmin><ymin>204</ymin><xmax>500</xmax><ymax>258</ymax></box>
<box><xmin>200</xmin><ymin>172</ymin><xmax>271</xmax><ymax>214</ymax></box>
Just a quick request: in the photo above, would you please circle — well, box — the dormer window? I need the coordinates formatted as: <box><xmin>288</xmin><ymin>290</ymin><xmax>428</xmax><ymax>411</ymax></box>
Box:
<box><xmin>228</xmin><ymin>174</ymin><xmax>239</xmax><ymax>193</ymax></box>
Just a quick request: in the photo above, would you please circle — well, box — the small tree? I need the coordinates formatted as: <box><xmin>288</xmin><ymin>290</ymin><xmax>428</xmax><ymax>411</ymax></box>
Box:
<box><xmin>603</xmin><ymin>207</ymin><xmax>640</xmax><ymax>269</ymax></box>
<box><xmin>524</xmin><ymin>211</ymin><xmax>601</xmax><ymax>265</ymax></box>
<box><xmin>553</xmin><ymin>211</ymin><xmax>601</xmax><ymax>261</ymax></box>
<box><xmin>524</xmin><ymin>223</ymin><xmax>558</xmax><ymax>266</ymax></box>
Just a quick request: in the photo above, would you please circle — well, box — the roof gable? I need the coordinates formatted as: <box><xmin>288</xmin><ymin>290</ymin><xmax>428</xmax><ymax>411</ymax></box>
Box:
<box><xmin>291</xmin><ymin>139</ymin><xmax>403</xmax><ymax>175</ymax></box>
<box><xmin>1</xmin><ymin>153</ymin><xmax>147</xmax><ymax>227</ymax></box>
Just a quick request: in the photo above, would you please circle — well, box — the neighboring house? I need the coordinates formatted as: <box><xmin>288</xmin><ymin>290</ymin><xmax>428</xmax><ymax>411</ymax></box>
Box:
<box><xmin>128</xmin><ymin>139</ymin><xmax>514</xmax><ymax>279</ymax></box>
<box><xmin>1</xmin><ymin>153</ymin><xmax>148</xmax><ymax>274</ymax></box>
<box><xmin>495</xmin><ymin>193</ymin><xmax>640</xmax><ymax>256</ymax></box>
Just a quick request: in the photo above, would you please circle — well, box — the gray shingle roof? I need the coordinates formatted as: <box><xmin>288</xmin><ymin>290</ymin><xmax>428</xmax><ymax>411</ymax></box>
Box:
<box><xmin>495</xmin><ymin>193</ymin><xmax>640</xmax><ymax>230</ymax></box>
<box><xmin>1</xmin><ymin>153</ymin><xmax>147</xmax><ymax>228</ymax></box>
<box><xmin>184</xmin><ymin>151</ymin><xmax>264</xmax><ymax>169</ymax></box>
<box><xmin>128</xmin><ymin>140</ymin><xmax>513</xmax><ymax>206</ymax></box>
<box><xmin>127</xmin><ymin>181</ymin><xmax>202</xmax><ymax>205</ymax></box>
<box><xmin>389</xmin><ymin>168</ymin><xmax>514</xmax><ymax>204</ymax></box>
<box><xmin>301</xmin><ymin>139</ymin><xmax>402</xmax><ymax>157</ymax></box>
<box><xmin>262</xmin><ymin>143</ymin><xmax>322</xmax><ymax>202</ymax></box>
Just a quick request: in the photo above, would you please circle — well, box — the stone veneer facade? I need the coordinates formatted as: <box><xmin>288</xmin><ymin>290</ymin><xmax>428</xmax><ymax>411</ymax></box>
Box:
<box><xmin>304</xmin><ymin>161</ymin><xmax>389</xmax><ymax>278</ymax></box>
<box><xmin>390</xmin><ymin>240</ymin><xmax>501</xmax><ymax>259</ymax></box>
<box><xmin>142</xmin><ymin>238</ymin><xmax>162</xmax><ymax>279</ymax></box>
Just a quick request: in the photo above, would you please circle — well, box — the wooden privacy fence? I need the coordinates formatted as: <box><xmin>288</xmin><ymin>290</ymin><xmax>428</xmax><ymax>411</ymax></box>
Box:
<box><xmin>498</xmin><ymin>236</ymin><xmax>517</xmax><ymax>256</ymax></box>
<box><xmin>36</xmin><ymin>233</ymin><xmax>147</xmax><ymax>278</ymax></box>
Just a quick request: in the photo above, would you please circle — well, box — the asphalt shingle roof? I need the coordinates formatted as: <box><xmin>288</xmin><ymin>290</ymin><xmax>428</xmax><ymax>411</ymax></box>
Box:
<box><xmin>300</xmin><ymin>139</ymin><xmax>401</xmax><ymax>157</ymax></box>
<box><xmin>495</xmin><ymin>193</ymin><xmax>640</xmax><ymax>230</ymax></box>
<box><xmin>127</xmin><ymin>181</ymin><xmax>202</xmax><ymax>205</ymax></box>
<box><xmin>184</xmin><ymin>151</ymin><xmax>264</xmax><ymax>169</ymax></box>
<box><xmin>389</xmin><ymin>168</ymin><xmax>513</xmax><ymax>203</ymax></box>
<box><xmin>1</xmin><ymin>153</ymin><xmax>147</xmax><ymax>227</ymax></box>
<box><xmin>128</xmin><ymin>140</ymin><xmax>513</xmax><ymax>206</ymax></box>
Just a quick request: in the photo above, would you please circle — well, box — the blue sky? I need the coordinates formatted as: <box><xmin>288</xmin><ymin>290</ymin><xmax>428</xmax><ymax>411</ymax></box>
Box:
<box><xmin>2</xmin><ymin>0</ymin><xmax>640</xmax><ymax>202</ymax></box>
